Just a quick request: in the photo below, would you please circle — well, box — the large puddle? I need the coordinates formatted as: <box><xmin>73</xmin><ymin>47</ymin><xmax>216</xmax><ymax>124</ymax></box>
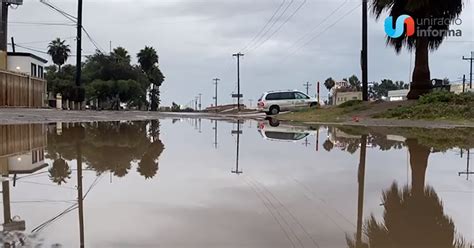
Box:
<box><xmin>0</xmin><ymin>118</ymin><xmax>473</xmax><ymax>247</ymax></box>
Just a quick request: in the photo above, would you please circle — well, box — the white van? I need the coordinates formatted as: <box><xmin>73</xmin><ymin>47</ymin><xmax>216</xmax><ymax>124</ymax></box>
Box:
<box><xmin>257</xmin><ymin>90</ymin><xmax>318</xmax><ymax>115</ymax></box>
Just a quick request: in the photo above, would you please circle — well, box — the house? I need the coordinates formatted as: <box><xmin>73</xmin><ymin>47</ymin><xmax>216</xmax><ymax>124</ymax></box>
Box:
<box><xmin>0</xmin><ymin>124</ymin><xmax>48</xmax><ymax>176</ymax></box>
<box><xmin>387</xmin><ymin>89</ymin><xmax>409</xmax><ymax>101</ymax></box>
<box><xmin>0</xmin><ymin>53</ymin><xmax>48</xmax><ymax>108</ymax></box>
<box><xmin>7</xmin><ymin>52</ymin><xmax>47</xmax><ymax>79</ymax></box>
<box><xmin>333</xmin><ymin>91</ymin><xmax>362</xmax><ymax>106</ymax></box>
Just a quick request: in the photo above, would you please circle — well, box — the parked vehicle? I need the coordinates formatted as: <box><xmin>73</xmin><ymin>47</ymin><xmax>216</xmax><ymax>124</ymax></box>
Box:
<box><xmin>257</xmin><ymin>90</ymin><xmax>318</xmax><ymax>115</ymax></box>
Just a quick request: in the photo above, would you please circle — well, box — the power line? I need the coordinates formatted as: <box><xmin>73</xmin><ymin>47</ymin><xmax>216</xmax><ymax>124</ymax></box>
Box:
<box><xmin>39</xmin><ymin>0</ymin><xmax>77</xmax><ymax>23</ymax></box>
<box><xmin>240</xmin><ymin>0</ymin><xmax>287</xmax><ymax>53</ymax></box>
<box><xmin>285</xmin><ymin>0</ymin><xmax>349</xmax><ymax>52</ymax></box>
<box><xmin>250</xmin><ymin>0</ymin><xmax>308</xmax><ymax>53</ymax></box>
<box><xmin>285</xmin><ymin>3</ymin><xmax>361</xmax><ymax>59</ymax></box>
<box><xmin>244</xmin><ymin>0</ymin><xmax>295</xmax><ymax>53</ymax></box>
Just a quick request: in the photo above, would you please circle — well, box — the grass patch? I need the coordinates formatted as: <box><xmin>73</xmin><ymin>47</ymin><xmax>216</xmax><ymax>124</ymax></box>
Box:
<box><xmin>375</xmin><ymin>91</ymin><xmax>474</xmax><ymax>121</ymax></box>
<box><xmin>278</xmin><ymin>101</ymin><xmax>369</xmax><ymax>123</ymax></box>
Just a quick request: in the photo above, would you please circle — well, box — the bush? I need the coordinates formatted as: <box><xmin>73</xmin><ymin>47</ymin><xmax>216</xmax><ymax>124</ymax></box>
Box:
<box><xmin>376</xmin><ymin>91</ymin><xmax>474</xmax><ymax>120</ymax></box>
<box><xmin>338</xmin><ymin>100</ymin><xmax>363</xmax><ymax>108</ymax></box>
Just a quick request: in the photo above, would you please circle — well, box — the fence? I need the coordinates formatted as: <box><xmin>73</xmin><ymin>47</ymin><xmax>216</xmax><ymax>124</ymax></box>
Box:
<box><xmin>0</xmin><ymin>70</ymin><xmax>46</xmax><ymax>108</ymax></box>
<box><xmin>0</xmin><ymin>124</ymin><xmax>47</xmax><ymax>158</ymax></box>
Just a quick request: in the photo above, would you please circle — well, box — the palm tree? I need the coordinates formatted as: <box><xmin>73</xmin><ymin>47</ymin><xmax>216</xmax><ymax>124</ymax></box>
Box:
<box><xmin>47</xmin><ymin>38</ymin><xmax>71</xmax><ymax>72</ymax></box>
<box><xmin>111</xmin><ymin>47</ymin><xmax>131</xmax><ymax>64</ymax></box>
<box><xmin>324</xmin><ymin>77</ymin><xmax>336</xmax><ymax>91</ymax></box>
<box><xmin>371</xmin><ymin>0</ymin><xmax>463</xmax><ymax>99</ymax></box>
<box><xmin>137</xmin><ymin>46</ymin><xmax>159</xmax><ymax>73</ymax></box>
<box><xmin>137</xmin><ymin>46</ymin><xmax>161</xmax><ymax>111</ymax></box>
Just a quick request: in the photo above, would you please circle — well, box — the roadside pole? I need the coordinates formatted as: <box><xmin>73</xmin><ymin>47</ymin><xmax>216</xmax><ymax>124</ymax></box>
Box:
<box><xmin>233</xmin><ymin>53</ymin><xmax>244</xmax><ymax>111</ymax></box>
<box><xmin>463</xmin><ymin>52</ymin><xmax>474</xmax><ymax>89</ymax></box>
<box><xmin>213</xmin><ymin>78</ymin><xmax>220</xmax><ymax>110</ymax></box>
<box><xmin>76</xmin><ymin>0</ymin><xmax>83</xmax><ymax>109</ymax></box>
<box><xmin>361</xmin><ymin>0</ymin><xmax>368</xmax><ymax>101</ymax></box>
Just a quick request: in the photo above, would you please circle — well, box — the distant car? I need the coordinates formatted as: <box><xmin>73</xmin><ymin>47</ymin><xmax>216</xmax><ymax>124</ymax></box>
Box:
<box><xmin>257</xmin><ymin>90</ymin><xmax>318</xmax><ymax>115</ymax></box>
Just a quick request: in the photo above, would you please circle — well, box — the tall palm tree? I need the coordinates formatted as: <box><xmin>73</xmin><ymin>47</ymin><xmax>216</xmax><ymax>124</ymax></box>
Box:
<box><xmin>47</xmin><ymin>38</ymin><xmax>71</xmax><ymax>72</ymax></box>
<box><xmin>371</xmin><ymin>0</ymin><xmax>463</xmax><ymax>99</ymax></box>
<box><xmin>137</xmin><ymin>46</ymin><xmax>159</xmax><ymax>73</ymax></box>
<box><xmin>137</xmin><ymin>46</ymin><xmax>161</xmax><ymax>111</ymax></box>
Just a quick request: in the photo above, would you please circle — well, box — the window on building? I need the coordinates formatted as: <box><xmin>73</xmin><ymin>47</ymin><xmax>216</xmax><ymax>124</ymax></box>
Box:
<box><xmin>31</xmin><ymin>63</ymin><xmax>37</xmax><ymax>77</ymax></box>
<box><xmin>38</xmin><ymin>66</ymin><xmax>44</xmax><ymax>78</ymax></box>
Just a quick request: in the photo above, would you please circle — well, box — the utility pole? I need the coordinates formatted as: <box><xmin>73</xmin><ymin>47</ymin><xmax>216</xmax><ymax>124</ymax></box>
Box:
<box><xmin>75</xmin><ymin>0</ymin><xmax>84</xmax><ymax>108</ymax></box>
<box><xmin>361</xmin><ymin>0</ymin><xmax>369</xmax><ymax>101</ymax></box>
<box><xmin>317</xmin><ymin>82</ymin><xmax>320</xmax><ymax>103</ymax></box>
<box><xmin>213</xmin><ymin>78</ymin><xmax>220</xmax><ymax>108</ymax></box>
<box><xmin>10</xmin><ymin>37</ymin><xmax>15</xmax><ymax>52</ymax></box>
<box><xmin>231</xmin><ymin>120</ymin><xmax>243</xmax><ymax>175</ymax></box>
<box><xmin>303</xmin><ymin>82</ymin><xmax>312</xmax><ymax>95</ymax></box>
<box><xmin>463</xmin><ymin>52</ymin><xmax>473</xmax><ymax>89</ymax></box>
<box><xmin>459</xmin><ymin>149</ymin><xmax>472</xmax><ymax>180</ymax></box>
<box><xmin>195</xmin><ymin>97</ymin><xmax>198</xmax><ymax>110</ymax></box>
<box><xmin>233</xmin><ymin>53</ymin><xmax>244</xmax><ymax>111</ymax></box>
<box><xmin>463</xmin><ymin>74</ymin><xmax>466</xmax><ymax>93</ymax></box>
<box><xmin>198</xmin><ymin>93</ymin><xmax>202</xmax><ymax>111</ymax></box>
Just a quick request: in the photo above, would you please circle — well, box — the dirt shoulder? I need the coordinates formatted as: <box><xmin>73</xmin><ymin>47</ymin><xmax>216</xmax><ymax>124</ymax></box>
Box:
<box><xmin>276</xmin><ymin>100</ymin><xmax>474</xmax><ymax>129</ymax></box>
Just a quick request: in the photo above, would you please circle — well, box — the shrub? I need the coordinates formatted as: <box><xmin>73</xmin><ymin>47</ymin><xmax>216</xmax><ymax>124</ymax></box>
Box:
<box><xmin>338</xmin><ymin>100</ymin><xmax>363</xmax><ymax>108</ymax></box>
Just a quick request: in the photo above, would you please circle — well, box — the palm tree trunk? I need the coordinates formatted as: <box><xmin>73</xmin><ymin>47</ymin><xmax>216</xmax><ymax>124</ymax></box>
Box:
<box><xmin>407</xmin><ymin>139</ymin><xmax>430</xmax><ymax>196</ymax></box>
<box><xmin>407</xmin><ymin>37</ymin><xmax>432</xmax><ymax>100</ymax></box>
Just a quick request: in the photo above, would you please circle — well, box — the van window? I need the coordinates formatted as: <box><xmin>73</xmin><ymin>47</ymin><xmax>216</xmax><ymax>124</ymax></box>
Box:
<box><xmin>266</xmin><ymin>92</ymin><xmax>296</xmax><ymax>100</ymax></box>
<box><xmin>266</xmin><ymin>93</ymin><xmax>278</xmax><ymax>100</ymax></box>
<box><xmin>295</xmin><ymin>92</ymin><xmax>310</xmax><ymax>99</ymax></box>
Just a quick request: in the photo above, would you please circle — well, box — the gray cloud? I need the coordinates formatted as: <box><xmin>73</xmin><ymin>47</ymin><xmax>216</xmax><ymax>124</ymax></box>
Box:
<box><xmin>8</xmin><ymin>0</ymin><xmax>474</xmax><ymax>106</ymax></box>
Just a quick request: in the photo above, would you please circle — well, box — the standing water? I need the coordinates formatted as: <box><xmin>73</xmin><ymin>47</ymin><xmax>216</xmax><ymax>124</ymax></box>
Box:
<box><xmin>0</xmin><ymin>118</ymin><xmax>472</xmax><ymax>247</ymax></box>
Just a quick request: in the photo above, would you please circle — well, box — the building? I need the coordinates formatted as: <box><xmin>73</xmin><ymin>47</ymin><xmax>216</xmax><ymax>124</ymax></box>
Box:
<box><xmin>0</xmin><ymin>53</ymin><xmax>48</xmax><ymax>108</ymax></box>
<box><xmin>333</xmin><ymin>91</ymin><xmax>362</xmax><ymax>106</ymax></box>
<box><xmin>387</xmin><ymin>89</ymin><xmax>409</xmax><ymax>101</ymax></box>
<box><xmin>7</xmin><ymin>52</ymin><xmax>47</xmax><ymax>79</ymax></box>
<box><xmin>0</xmin><ymin>124</ymin><xmax>48</xmax><ymax>176</ymax></box>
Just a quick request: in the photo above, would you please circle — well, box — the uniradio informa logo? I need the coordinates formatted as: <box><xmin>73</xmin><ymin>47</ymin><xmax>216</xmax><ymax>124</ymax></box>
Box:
<box><xmin>384</xmin><ymin>15</ymin><xmax>415</xmax><ymax>38</ymax></box>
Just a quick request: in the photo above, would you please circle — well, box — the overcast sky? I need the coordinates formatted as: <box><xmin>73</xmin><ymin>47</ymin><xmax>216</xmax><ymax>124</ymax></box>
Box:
<box><xmin>8</xmin><ymin>0</ymin><xmax>474</xmax><ymax>107</ymax></box>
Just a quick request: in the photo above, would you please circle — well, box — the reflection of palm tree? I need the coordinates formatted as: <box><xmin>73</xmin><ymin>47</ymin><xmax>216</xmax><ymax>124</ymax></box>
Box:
<box><xmin>347</xmin><ymin>139</ymin><xmax>471</xmax><ymax>248</ymax></box>
<box><xmin>137</xmin><ymin>140</ymin><xmax>164</xmax><ymax>179</ymax></box>
<box><xmin>49</xmin><ymin>157</ymin><xmax>72</xmax><ymax>185</ymax></box>
<box><xmin>137</xmin><ymin>120</ymin><xmax>165</xmax><ymax>179</ymax></box>
<box><xmin>323</xmin><ymin>139</ymin><xmax>334</xmax><ymax>152</ymax></box>
<box><xmin>348</xmin><ymin>183</ymin><xmax>468</xmax><ymax>248</ymax></box>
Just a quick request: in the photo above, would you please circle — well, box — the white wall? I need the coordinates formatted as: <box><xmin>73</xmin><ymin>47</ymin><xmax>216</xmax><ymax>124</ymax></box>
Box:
<box><xmin>7</xmin><ymin>55</ymin><xmax>46</xmax><ymax>78</ymax></box>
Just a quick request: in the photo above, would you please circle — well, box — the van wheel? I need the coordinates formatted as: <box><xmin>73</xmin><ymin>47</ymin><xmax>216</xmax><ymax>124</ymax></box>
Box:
<box><xmin>310</xmin><ymin>102</ymin><xmax>318</xmax><ymax>108</ymax></box>
<box><xmin>268</xmin><ymin>106</ymin><xmax>280</xmax><ymax>115</ymax></box>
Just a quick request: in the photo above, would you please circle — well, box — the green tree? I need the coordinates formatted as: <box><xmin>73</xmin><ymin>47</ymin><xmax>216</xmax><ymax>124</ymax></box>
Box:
<box><xmin>370</xmin><ymin>79</ymin><xmax>409</xmax><ymax>99</ymax></box>
<box><xmin>371</xmin><ymin>0</ymin><xmax>463</xmax><ymax>99</ymax></box>
<box><xmin>348</xmin><ymin>75</ymin><xmax>361</xmax><ymax>91</ymax></box>
<box><xmin>137</xmin><ymin>46</ymin><xmax>164</xmax><ymax>111</ymax></box>
<box><xmin>111</xmin><ymin>47</ymin><xmax>131</xmax><ymax>64</ymax></box>
<box><xmin>47</xmin><ymin>38</ymin><xmax>71</xmax><ymax>72</ymax></box>
<box><xmin>324</xmin><ymin>77</ymin><xmax>336</xmax><ymax>91</ymax></box>
<box><xmin>137</xmin><ymin>46</ymin><xmax>159</xmax><ymax>73</ymax></box>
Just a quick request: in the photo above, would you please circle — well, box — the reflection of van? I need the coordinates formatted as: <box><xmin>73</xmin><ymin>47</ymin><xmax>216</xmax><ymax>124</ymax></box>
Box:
<box><xmin>257</xmin><ymin>119</ymin><xmax>314</xmax><ymax>142</ymax></box>
<box><xmin>257</xmin><ymin>90</ymin><xmax>318</xmax><ymax>115</ymax></box>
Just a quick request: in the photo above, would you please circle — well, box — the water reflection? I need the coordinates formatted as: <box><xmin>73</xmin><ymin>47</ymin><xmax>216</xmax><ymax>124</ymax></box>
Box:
<box><xmin>342</xmin><ymin>132</ymin><xmax>472</xmax><ymax>248</ymax></box>
<box><xmin>48</xmin><ymin>121</ymin><xmax>164</xmax><ymax>180</ymax></box>
<box><xmin>0</xmin><ymin>119</ymin><xmax>472</xmax><ymax>247</ymax></box>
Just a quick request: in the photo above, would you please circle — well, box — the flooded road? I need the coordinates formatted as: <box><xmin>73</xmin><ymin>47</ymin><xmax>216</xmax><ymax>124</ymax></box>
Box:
<box><xmin>0</xmin><ymin>118</ymin><xmax>473</xmax><ymax>247</ymax></box>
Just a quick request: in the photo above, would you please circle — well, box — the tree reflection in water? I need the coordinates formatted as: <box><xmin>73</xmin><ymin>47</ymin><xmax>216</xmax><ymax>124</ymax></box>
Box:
<box><xmin>46</xmin><ymin>121</ymin><xmax>165</xmax><ymax>181</ymax></box>
<box><xmin>346</xmin><ymin>138</ymin><xmax>471</xmax><ymax>248</ymax></box>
